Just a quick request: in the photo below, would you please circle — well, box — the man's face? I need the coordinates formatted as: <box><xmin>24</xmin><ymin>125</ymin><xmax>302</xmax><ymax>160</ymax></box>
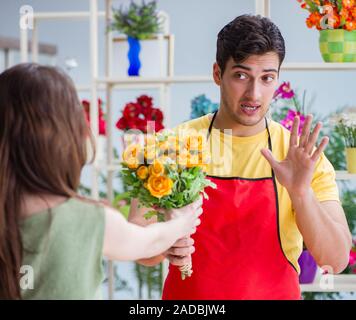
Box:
<box><xmin>213</xmin><ymin>52</ymin><xmax>280</xmax><ymax>127</ymax></box>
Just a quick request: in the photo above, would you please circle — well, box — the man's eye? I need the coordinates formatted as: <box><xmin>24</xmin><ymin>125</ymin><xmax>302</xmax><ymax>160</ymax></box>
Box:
<box><xmin>263</xmin><ymin>75</ymin><xmax>275</xmax><ymax>82</ymax></box>
<box><xmin>234</xmin><ymin>73</ymin><xmax>247</xmax><ymax>80</ymax></box>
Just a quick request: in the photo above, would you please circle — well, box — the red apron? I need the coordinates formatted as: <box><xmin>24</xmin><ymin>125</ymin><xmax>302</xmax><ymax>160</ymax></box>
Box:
<box><xmin>162</xmin><ymin>113</ymin><xmax>300</xmax><ymax>300</ymax></box>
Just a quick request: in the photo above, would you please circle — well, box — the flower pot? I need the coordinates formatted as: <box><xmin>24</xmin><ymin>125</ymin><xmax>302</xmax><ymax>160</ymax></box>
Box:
<box><xmin>298</xmin><ymin>249</ymin><xmax>317</xmax><ymax>284</ymax></box>
<box><xmin>127</xmin><ymin>36</ymin><xmax>141</xmax><ymax>76</ymax></box>
<box><xmin>319</xmin><ymin>29</ymin><xmax>356</xmax><ymax>63</ymax></box>
<box><xmin>346</xmin><ymin>148</ymin><xmax>356</xmax><ymax>174</ymax></box>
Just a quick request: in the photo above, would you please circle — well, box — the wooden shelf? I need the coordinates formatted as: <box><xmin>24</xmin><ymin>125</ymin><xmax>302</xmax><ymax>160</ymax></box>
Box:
<box><xmin>301</xmin><ymin>274</ymin><xmax>356</xmax><ymax>292</ymax></box>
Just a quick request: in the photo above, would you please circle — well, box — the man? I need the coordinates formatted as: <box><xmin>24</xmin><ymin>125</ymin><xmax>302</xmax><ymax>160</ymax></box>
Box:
<box><xmin>128</xmin><ymin>14</ymin><xmax>352</xmax><ymax>299</ymax></box>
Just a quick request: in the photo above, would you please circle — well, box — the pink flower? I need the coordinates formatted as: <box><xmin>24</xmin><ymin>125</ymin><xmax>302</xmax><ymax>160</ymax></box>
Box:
<box><xmin>82</xmin><ymin>99</ymin><xmax>106</xmax><ymax>136</ymax></box>
<box><xmin>280</xmin><ymin>109</ymin><xmax>306</xmax><ymax>135</ymax></box>
<box><xmin>98</xmin><ymin>116</ymin><xmax>106</xmax><ymax>135</ymax></box>
<box><xmin>349</xmin><ymin>250</ymin><xmax>356</xmax><ymax>266</ymax></box>
<box><xmin>274</xmin><ymin>82</ymin><xmax>295</xmax><ymax>100</ymax></box>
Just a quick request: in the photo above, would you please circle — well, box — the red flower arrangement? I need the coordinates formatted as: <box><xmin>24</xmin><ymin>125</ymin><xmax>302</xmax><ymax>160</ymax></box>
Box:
<box><xmin>297</xmin><ymin>0</ymin><xmax>356</xmax><ymax>31</ymax></box>
<box><xmin>116</xmin><ymin>95</ymin><xmax>164</xmax><ymax>133</ymax></box>
<box><xmin>82</xmin><ymin>98</ymin><xmax>107</xmax><ymax>136</ymax></box>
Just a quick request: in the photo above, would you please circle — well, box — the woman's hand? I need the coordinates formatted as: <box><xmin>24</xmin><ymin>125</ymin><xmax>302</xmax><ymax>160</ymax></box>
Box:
<box><xmin>166</xmin><ymin>196</ymin><xmax>203</xmax><ymax>238</ymax></box>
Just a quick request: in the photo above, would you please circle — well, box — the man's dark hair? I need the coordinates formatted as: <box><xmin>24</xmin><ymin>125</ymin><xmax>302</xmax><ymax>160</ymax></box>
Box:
<box><xmin>216</xmin><ymin>14</ymin><xmax>285</xmax><ymax>75</ymax></box>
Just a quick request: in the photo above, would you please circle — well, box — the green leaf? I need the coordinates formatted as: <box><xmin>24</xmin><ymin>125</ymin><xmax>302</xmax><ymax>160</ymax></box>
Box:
<box><xmin>110</xmin><ymin>0</ymin><xmax>162</xmax><ymax>40</ymax></box>
<box><xmin>305</xmin><ymin>0</ymin><xmax>319</xmax><ymax>12</ymax></box>
<box><xmin>144</xmin><ymin>210</ymin><xmax>159</xmax><ymax>220</ymax></box>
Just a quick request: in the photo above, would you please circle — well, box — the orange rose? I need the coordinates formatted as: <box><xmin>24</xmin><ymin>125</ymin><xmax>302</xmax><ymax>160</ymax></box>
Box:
<box><xmin>144</xmin><ymin>146</ymin><xmax>156</xmax><ymax>162</ymax></box>
<box><xmin>145</xmin><ymin>175</ymin><xmax>173</xmax><ymax>198</ymax></box>
<box><xmin>122</xmin><ymin>143</ymin><xmax>142</xmax><ymax>169</ymax></box>
<box><xmin>328</xmin><ymin>13</ymin><xmax>341</xmax><ymax>29</ymax></box>
<box><xmin>340</xmin><ymin>8</ymin><xmax>351</xmax><ymax>21</ymax></box>
<box><xmin>149</xmin><ymin>159</ymin><xmax>165</xmax><ymax>176</ymax></box>
<box><xmin>167</xmin><ymin>135</ymin><xmax>180</xmax><ymax>151</ymax></box>
<box><xmin>177</xmin><ymin>150</ymin><xmax>189</xmax><ymax>166</ymax></box>
<box><xmin>137</xmin><ymin>165</ymin><xmax>149</xmax><ymax>180</ymax></box>
<box><xmin>342</xmin><ymin>0</ymin><xmax>354</xmax><ymax>9</ymax></box>
<box><xmin>352</xmin><ymin>7</ymin><xmax>356</xmax><ymax>19</ymax></box>
<box><xmin>306</xmin><ymin>12</ymin><xmax>322</xmax><ymax>29</ymax></box>
<box><xmin>345</xmin><ymin>20</ymin><xmax>356</xmax><ymax>31</ymax></box>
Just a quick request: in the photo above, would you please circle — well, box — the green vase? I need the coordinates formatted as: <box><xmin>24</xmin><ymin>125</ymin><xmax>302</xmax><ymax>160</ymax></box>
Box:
<box><xmin>319</xmin><ymin>29</ymin><xmax>356</xmax><ymax>62</ymax></box>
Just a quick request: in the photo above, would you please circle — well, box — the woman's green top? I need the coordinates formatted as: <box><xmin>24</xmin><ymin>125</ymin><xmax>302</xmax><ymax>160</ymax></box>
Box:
<box><xmin>20</xmin><ymin>198</ymin><xmax>106</xmax><ymax>299</ymax></box>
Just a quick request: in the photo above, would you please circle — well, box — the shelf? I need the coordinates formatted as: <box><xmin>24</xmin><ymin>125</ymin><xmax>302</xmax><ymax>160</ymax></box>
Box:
<box><xmin>76</xmin><ymin>83</ymin><xmax>165</xmax><ymax>91</ymax></box>
<box><xmin>96</xmin><ymin>76</ymin><xmax>213</xmax><ymax>86</ymax></box>
<box><xmin>300</xmin><ymin>274</ymin><xmax>356</xmax><ymax>292</ymax></box>
<box><xmin>33</xmin><ymin>11</ymin><xmax>105</xmax><ymax>20</ymax></box>
<box><xmin>282</xmin><ymin>62</ymin><xmax>356</xmax><ymax>71</ymax></box>
<box><xmin>335</xmin><ymin>171</ymin><xmax>356</xmax><ymax>180</ymax></box>
<box><xmin>95</xmin><ymin>62</ymin><xmax>356</xmax><ymax>87</ymax></box>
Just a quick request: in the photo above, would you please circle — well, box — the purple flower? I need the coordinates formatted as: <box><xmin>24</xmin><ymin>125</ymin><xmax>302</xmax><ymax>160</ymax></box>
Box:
<box><xmin>274</xmin><ymin>82</ymin><xmax>295</xmax><ymax>100</ymax></box>
<box><xmin>280</xmin><ymin>109</ymin><xmax>306</xmax><ymax>135</ymax></box>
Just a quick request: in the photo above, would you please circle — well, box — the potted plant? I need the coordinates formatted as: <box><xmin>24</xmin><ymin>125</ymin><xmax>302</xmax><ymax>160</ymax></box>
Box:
<box><xmin>297</xmin><ymin>0</ymin><xmax>356</xmax><ymax>62</ymax></box>
<box><xmin>330</xmin><ymin>110</ymin><xmax>356</xmax><ymax>173</ymax></box>
<box><xmin>190</xmin><ymin>94</ymin><xmax>219</xmax><ymax>120</ymax></box>
<box><xmin>271</xmin><ymin>81</ymin><xmax>310</xmax><ymax>134</ymax></box>
<box><xmin>298</xmin><ymin>247</ymin><xmax>318</xmax><ymax>283</ymax></box>
<box><xmin>111</xmin><ymin>0</ymin><xmax>162</xmax><ymax>76</ymax></box>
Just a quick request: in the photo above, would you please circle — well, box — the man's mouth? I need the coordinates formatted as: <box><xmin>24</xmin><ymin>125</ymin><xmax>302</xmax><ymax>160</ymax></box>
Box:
<box><xmin>240</xmin><ymin>103</ymin><xmax>261</xmax><ymax>114</ymax></box>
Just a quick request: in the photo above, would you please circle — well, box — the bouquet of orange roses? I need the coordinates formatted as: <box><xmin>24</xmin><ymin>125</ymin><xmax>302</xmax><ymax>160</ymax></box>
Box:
<box><xmin>121</xmin><ymin>130</ymin><xmax>216</xmax><ymax>279</ymax></box>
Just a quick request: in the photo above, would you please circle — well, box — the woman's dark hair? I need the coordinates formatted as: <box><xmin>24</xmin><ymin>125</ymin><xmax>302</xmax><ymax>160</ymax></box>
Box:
<box><xmin>0</xmin><ymin>63</ymin><xmax>93</xmax><ymax>299</ymax></box>
<box><xmin>216</xmin><ymin>14</ymin><xmax>286</xmax><ymax>75</ymax></box>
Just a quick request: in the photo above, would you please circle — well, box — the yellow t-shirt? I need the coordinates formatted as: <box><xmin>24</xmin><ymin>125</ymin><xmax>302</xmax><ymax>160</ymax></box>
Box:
<box><xmin>175</xmin><ymin>114</ymin><xmax>340</xmax><ymax>273</ymax></box>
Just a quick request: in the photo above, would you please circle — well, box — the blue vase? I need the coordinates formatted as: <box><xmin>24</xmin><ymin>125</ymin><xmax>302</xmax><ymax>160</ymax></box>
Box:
<box><xmin>127</xmin><ymin>36</ymin><xmax>141</xmax><ymax>76</ymax></box>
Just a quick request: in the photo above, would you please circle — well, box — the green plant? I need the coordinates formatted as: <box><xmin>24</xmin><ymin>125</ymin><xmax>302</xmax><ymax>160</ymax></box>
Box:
<box><xmin>331</xmin><ymin>112</ymin><xmax>356</xmax><ymax>148</ymax></box>
<box><xmin>342</xmin><ymin>189</ymin><xmax>356</xmax><ymax>234</ymax></box>
<box><xmin>111</xmin><ymin>0</ymin><xmax>162</xmax><ymax>40</ymax></box>
<box><xmin>135</xmin><ymin>263</ymin><xmax>163</xmax><ymax>299</ymax></box>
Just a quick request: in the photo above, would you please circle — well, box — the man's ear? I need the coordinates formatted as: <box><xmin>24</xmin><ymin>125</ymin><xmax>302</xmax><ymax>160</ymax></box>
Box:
<box><xmin>213</xmin><ymin>62</ymin><xmax>221</xmax><ymax>86</ymax></box>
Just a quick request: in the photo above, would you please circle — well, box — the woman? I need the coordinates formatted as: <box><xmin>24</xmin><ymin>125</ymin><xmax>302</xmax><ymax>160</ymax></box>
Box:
<box><xmin>0</xmin><ymin>63</ymin><xmax>202</xmax><ymax>299</ymax></box>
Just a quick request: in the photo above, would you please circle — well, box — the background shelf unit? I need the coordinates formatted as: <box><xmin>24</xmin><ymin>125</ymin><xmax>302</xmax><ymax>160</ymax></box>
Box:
<box><xmin>18</xmin><ymin>0</ymin><xmax>356</xmax><ymax>299</ymax></box>
<box><xmin>300</xmin><ymin>274</ymin><xmax>356</xmax><ymax>292</ymax></box>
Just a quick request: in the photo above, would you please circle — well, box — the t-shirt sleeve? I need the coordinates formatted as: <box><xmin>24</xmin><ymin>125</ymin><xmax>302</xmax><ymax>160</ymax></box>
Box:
<box><xmin>311</xmin><ymin>152</ymin><xmax>340</xmax><ymax>203</ymax></box>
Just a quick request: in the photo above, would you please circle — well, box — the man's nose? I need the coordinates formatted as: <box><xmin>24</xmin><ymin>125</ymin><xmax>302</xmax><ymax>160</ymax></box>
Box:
<box><xmin>244</xmin><ymin>80</ymin><xmax>261</xmax><ymax>101</ymax></box>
